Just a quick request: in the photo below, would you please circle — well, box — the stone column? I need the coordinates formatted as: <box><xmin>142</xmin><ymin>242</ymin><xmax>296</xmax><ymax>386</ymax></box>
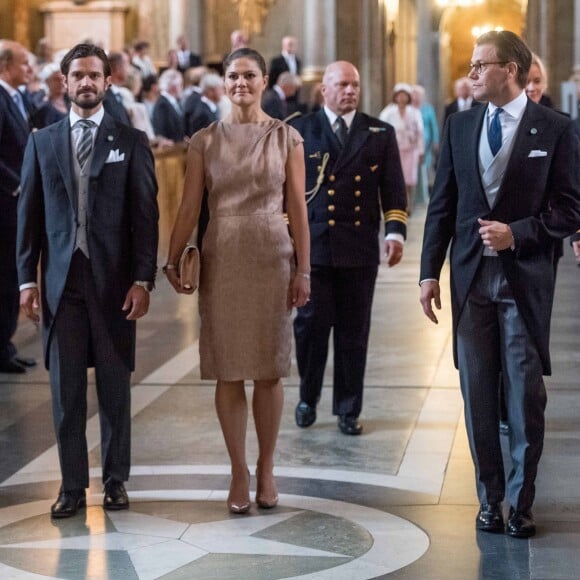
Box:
<box><xmin>302</xmin><ymin>0</ymin><xmax>336</xmax><ymax>82</ymax></box>
<box><xmin>186</xmin><ymin>0</ymin><xmax>204</xmax><ymax>56</ymax></box>
<box><xmin>359</xmin><ymin>0</ymin><xmax>386</xmax><ymax>114</ymax></box>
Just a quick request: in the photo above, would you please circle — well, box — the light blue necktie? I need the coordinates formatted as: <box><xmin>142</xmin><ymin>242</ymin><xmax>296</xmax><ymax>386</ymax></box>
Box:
<box><xmin>12</xmin><ymin>91</ymin><xmax>27</xmax><ymax>121</ymax></box>
<box><xmin>488</xmin><ymin>107</ymin><xmax>503</xmax><ymax>156</ymax></box>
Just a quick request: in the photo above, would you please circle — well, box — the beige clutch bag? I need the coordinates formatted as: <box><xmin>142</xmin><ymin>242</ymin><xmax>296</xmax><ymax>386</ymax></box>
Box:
<box><xmin>178</xmin><ymin>244</ymin><xmax>200</xmax><ymax>291</ymax></box>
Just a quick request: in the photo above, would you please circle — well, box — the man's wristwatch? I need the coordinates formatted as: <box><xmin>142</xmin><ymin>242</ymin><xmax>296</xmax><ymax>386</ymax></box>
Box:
<box><xmin>133</xmin><ymin>281</ymin><xmax>153</xmax><ymax>292</ymax></box>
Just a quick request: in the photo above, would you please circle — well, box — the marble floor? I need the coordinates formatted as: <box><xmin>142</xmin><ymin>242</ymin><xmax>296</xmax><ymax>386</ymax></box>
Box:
<box><xmin>1</xmin><ymin>207</ymin><xmax>579</xmax><ymax>579</ymax></box>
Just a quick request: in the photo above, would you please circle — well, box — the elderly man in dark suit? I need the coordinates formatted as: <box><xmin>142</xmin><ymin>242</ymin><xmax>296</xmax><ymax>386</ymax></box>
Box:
<box><xmin>153</xmin><ymin>68</ymin><xmax>185</xmax><ymax>142</ymax></box>
<box><xmin>420</xmin><ymin>31</ymin><xmax>580</xmax><ymax>538</ymax></box>
<box><xmin>262</xmin><ymin>72</ymin><xmax>301</xmax><ymax>121</ymax></box>
<box><xmin>0</xmin><ymin>40</ymin><xmax>36</xmax><ymax>374</ymax></box>
<box><xmin>184</xmin><ymin>72</ymin><xmax>222</xmax><ymax>136</ymax></box>
<box><xmin>443</xmin><ymin>76</ymin><xmax>481</xmax><ymax>125</ymax></box>
<box><xmin>290</xmin><ymin>61</ymin><xmax>407</xmax><ymax>435</ymax></box>
<box><xmin>268</xmin><ymin>36</ymin><xmax>302</xmax><ymax>88</ymax></box>
<box><xmin>17</xmin><ymin>43</ymin><xmax>159</xmax><ymax>518</ymax></box>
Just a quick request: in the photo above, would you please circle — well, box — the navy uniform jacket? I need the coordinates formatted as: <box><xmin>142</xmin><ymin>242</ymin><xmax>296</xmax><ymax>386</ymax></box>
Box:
<box><xmin>290</xmin><ymin>109</ymin><xmax>407</xmax><ymax>267</ymax></box>
<box><xmin>17</xmin><ymin>113</ymin><xmax>159</xmax><ymax>370</ymax></box>
<box><xmin>421</xmin><ymin>99</ymin><xmax>580</xmax><ymax>374</ymax></box>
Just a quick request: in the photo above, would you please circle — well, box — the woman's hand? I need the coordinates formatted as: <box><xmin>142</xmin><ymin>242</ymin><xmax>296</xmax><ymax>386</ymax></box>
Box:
<box><xmin>288</xmin><ymin>273</ymin><xmax>311</xmax><ymax>309</ymax></box>
<box><xmin>165</xmin><ymin>267</ymin><xmax>195</xmax><ymax>294</ymax></box>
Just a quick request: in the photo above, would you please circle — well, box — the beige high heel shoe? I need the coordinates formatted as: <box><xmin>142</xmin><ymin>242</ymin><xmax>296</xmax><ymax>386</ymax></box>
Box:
<box><xmin>255</xmin><ymin>466</ymin><xmax>279</xmax><ymax>509</ymax></box>
<box><xmin>227</xmin><ymin>470</ymin><xmax>250</xmax><ymax>514</ymax></box>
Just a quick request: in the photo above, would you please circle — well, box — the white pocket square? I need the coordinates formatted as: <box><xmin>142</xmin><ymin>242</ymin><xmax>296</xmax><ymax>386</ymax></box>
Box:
<box><xmin>528</xmin><ymin>149</ymin><xmax>547</xmax><ymax>158</ymax></box>
<box><xmin>105</xmin><ymin>149</ymin><xmax>125</xmax><ymax>163</ymax></box>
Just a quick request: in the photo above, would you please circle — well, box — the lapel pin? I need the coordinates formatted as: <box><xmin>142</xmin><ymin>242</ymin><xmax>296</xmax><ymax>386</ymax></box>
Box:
<box><xmin>530</xmin><ymin>128</ymin><xmax>537</xmax><ymax>135</ymax></box>
<box><xmin>369</xmin><ymin>127</ymin><xmax>386</xmax><ymax>133</ymax></box>
<box><xmin>107</xmin><ymin>135</ymin><xmax>114</xmax><ymax>142</ymax></box>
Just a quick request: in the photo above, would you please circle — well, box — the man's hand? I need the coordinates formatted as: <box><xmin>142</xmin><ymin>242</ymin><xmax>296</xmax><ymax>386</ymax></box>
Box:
<box><xmin>419</xmin><ymin>280</ymin><xmax>441</xmax><ymax>324</ymax></box>
<box><xmin>122</xmin><ymin>285</ymin><xmax>150</xmax><ymax>320</ymax></box>
<box><xmin>385</xmin><ymin>239</ymin><xmax>403</xmax><ymax>267</ymax></box>
<box><xmin>20</xmin><ymin>288</ymin><xmax>40</xmax><ymax>323</ymax></box>
<box><xmin>478</xmin><ymin>218</ymin><xmax>514</xmax><ymax>252</ymax></box>
<box><xmin>572</xmin><ymin>240</ymin><xmax>580</xmax><ymax>263</ymax></box>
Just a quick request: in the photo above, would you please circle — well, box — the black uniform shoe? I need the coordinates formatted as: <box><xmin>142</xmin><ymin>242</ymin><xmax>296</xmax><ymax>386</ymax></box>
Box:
<box><xmin>0</xmin><ymin>358</ymin><xmax>26</xmax><ymax>374</ymax></box>
<box><xmin>51</xmin><ymin>489</ymin><xmax>86</xmax><ymax>518</ymax></box>
<box><xmin>338</xmin><ymin>416</ymin><xmax>363</xmax><ymax>435</ymax></box>
<box><xmin>506</xmin><ymin>508</ymin><xmax>536</xmax><ymax>538</ymax></box>
<box><xmin>103</xmin><ymin>481</ymin><xmax>129</xmax><ymax>510</ymax></box>
<box><xmin>295</xmin><ymin>401</ymin><xmax>316</xmax><ymax>428</ymax></box>
<box><xmin>476</xmin><ymin>503</ymin><xmax>504</xmax><ymax>533</ymax></box>
<box><xmin>14</xmin><ymin>356</ymin><xmax>37</xmax><ymax>367</ymax></box>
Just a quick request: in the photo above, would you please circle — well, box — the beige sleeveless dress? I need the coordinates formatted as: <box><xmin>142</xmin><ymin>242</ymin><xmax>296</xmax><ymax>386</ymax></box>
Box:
<box><xmin>189</xmin><ymin>119</ymin><xmax>303</xmax><ymax>380</ymax></box>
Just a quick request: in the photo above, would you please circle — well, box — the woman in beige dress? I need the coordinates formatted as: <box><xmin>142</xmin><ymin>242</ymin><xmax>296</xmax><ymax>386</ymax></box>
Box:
<box><xmin>165</xmin><ymin>48</ymin><xmax>310</xmax><ymax>514</ymax></box>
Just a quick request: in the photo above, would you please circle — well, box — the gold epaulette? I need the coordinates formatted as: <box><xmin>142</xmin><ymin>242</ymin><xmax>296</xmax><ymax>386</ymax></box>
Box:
<box><xmin>384</xmin><ymin>209</ymin><xmax>408</xmax><ymax>224</ymax></box>
<box><xmin>283</xmin><ymin>111</ymin><xmax>302</xmax><ymax>123</ymax></box>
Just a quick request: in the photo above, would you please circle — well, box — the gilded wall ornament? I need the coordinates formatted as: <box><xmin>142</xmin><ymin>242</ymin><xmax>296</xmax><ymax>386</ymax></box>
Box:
<box><xmin>230</xmin><ymin>0</ymin><xmax>277</xmax><ymax>36</ymax></box>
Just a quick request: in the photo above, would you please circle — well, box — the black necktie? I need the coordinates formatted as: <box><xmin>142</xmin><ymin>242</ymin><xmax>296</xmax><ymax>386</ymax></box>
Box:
<box><xmin>336</xmin><ymin>116</ymin><xmax>348</xmax><ymax>146</ymax></box>
<box><xmin>75</xmin><ymin>120</ymin><xmax>95</xmax><ymax>168</ymax></box>
<box><xmin>488</xmin><ymin>108</ymin><xmax>503</xmax><ymax>156</ymax></box>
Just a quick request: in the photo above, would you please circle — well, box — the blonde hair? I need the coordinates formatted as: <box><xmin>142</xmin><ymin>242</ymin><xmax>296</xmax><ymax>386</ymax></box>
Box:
<box><xmin>530</xmin><ymin>53</ymin><xmax>548</xmax><ymax>93</ymax></box>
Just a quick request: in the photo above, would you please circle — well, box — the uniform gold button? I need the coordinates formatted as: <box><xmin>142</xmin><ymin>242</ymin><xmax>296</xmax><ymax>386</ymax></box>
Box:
<box><xmin>355</xmin><ymin>190</ymin><xmax>362</xmax><ymax>197</ymax></box>
<box><xmin>328</xmin><ymin>189</ymin><xmax>335</xmax><ymax>196</ymax></box>
<box><xmin>329</xmin><ymin>175</ymin><xmax>336</xmax><ymax>182</ymax></box>
<box><xmin>354</xmin><ymin>175</ymin><xmax>361</xmax><ymax>182</ymax></box>
<box><xmin>328</xmin><ymin>219</ymin><xmax>336</xmax><ymax>226</ymax></box>
<box><xmin>354</xmin><ymin>206</ymin><xmax>361</xmax><ymax>212</ymax></box>
<box><xmin>328</xmin><ymin>205</ymin><xmax>335</xmax><ymax>212</ymax></box>
<box><xmin>355</xmin><ymin>220</ymin><xmax>361</xmax><ymax>226</ymax></box>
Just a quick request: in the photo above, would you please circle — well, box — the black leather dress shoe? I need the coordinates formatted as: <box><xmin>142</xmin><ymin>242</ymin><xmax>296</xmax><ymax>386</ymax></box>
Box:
<box><xmin>295</xmin><ymin>401</ymin><xmax>316</xmax><ymax>428</ymax></box>
<box><xmin>51</xmin><ymin>489</ymin><xmax>86</xmax><ymax>518</ymax></box>
<box><xmin>506</xmin><ymin>508</ymin><xmax>536</xmax><ymax>538</ymax></box>
<box><xmin>338</xmin><ymin>416</ymin><xmax>363</xmax><ymax>435</ymax></box>
<box><xmin>14</xmin><ymin>356</ymin><xmax>37</xmax><ymax>367</ymax></box>
<box><xmin>104</xmin><ymin>481</ymin><xmax>129</xmax><ymax>510</ymax></box>
<box><xmin>0</xmin><ymin>358</ymin><xmax>26</xmax><ymax>374</ymax></box>
<box><xmin>476</xmin><ymin>503</ymin><xmax>504</xmax><ymax>533</ymax></box>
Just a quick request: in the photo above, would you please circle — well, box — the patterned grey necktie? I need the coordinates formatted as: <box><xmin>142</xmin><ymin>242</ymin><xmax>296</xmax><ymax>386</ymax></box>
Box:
<box><xmin>75</xmin><ymin>120</ymin><xmax>95</xmax><ymax>168</ymax></box>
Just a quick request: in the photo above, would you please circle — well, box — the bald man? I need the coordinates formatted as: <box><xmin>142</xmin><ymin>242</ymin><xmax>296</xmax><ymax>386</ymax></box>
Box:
<box><xmin>290</xmin><ymin>61</ymin><xmax>407</xmax><ymax>435</ymax></box>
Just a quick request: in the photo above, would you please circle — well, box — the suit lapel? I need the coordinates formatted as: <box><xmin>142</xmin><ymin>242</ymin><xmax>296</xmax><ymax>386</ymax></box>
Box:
<box><xmin>49</xmin><ymin>118</ymin><xmax>76</xmax><ymax>210</ymax></box>
<box><xmin>461</xmin><ymin>106</ymin><xmax>488</xmax><ymax>207</ymax></box>
<box><xmin>0</xmin><ymin>86</ymin><xmax>30</xmax><ymax>133</ymax></box>
<box><xmin>89</xmin><ymin>113</ymin><xmax>121</xmax><ymax>214</ymax></box>
<box><xmin>495</xmin><ymin>101</ymin><xmax>545</xmax><ymax>207</ymax></box>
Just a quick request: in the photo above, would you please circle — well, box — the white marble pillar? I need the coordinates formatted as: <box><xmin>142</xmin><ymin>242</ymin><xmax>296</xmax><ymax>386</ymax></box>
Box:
<box><xmin>302</xmin><ymin>0</ymin><xmax>336</xmax><ymax>82</ymax></box>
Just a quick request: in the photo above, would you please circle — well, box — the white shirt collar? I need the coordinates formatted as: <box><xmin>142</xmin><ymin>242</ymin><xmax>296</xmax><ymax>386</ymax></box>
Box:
<box><xmin>488</xmin><ymin>90</ymin><xmax>527</xmax><ymax>121</ymax></box>
<box><xmin>201</xmin><ymin>95</ymin><xmax>218</xmax><ymax>113</ymax></box>
<box><xmin>0</xmin><ymin>79</ymin><xmax>19</xmax><ymax>98</ymax></box>
<box><xmin>324</xmin><ymin>106</ymin><xmax>356</xmax><ymax>129</ymax></box>
<box><xmin>69</xmin><ymin>106</ymin><xmax>105</xmax><ymax>128</ymax></box>
<box><xmin>273</xmin><ymin>84</ymin><xmax>286</xmax><ymax>101</ymax></box>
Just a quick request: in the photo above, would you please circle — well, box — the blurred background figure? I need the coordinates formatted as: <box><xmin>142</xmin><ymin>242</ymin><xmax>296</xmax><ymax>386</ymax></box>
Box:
<box><xmin>175</xmin><ymin>34</ymin><xmax>202</xmax><ymax>73</ymax></box>
<box><xmin>443</xmin><ymin>76</ymin><xmax>480</xmax><ymax>125</ymax></box>
<box><xmin>184</xmin><ymin>72</ymin><xmax>223</xmax><ymax>136</ymax></box>
<box><xmin>104</xmin><ymin>51</ymin><xmax>132</xmax><ymax>125</ymax></box>
<box><xmin>229</xmin><ymin>29</ymin><xmax>248</xmax><ymax>52</ymax></box>
<box><xmin>34</xmin><ymin>37</ymin><xmax>53</xmax><ymax>66</ymax></box>
<box><xmin>307</xmin><ymin>82</ymin><xmax>324</xmax><ymax>113</ymax></box>
<box><xmin>139</xmin><ymin>74</ymin><xmax>160</xmax><ymax>122</ymax></box>
<box><xmin>131</xmin><ymin>40</ymin><xmax>157</xmax><ymax>79</ymax></box>
<box><xmin>181</xmin><ymin>65</ymin><xmax>209</xmax><ymax>106</ymax></box>
<box><xmin>268</xmin><ymin>36</ymin><xmax>302</xmax><ymax>88</ymax></box>
<box><xmin>31</xmin><ymin>63</ymin><xmax>68</xmax><ymax>129</ymax></box>
<box><xmin>379</xmin><ymin>83</ymin><xmax>424</xmax><ymax>214</ymax></box>
<box><xmin>526</xmin><ymin>53</ymin><xmax>554</xmax><ymax>108</ymax></box>
<box><xmin>412</xmin><ymin>84</ymin><xmax>439</xmax><ymax>204</ymax></box>
<box><xmin>153</xmin><ymin>68</ymin><xmax>185</xmax><ymax>143</ymax></box>
<box><xmin>262</xmin><ymin>72</ymin><xmax>301</xmax><ymax>120</ymax></box>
